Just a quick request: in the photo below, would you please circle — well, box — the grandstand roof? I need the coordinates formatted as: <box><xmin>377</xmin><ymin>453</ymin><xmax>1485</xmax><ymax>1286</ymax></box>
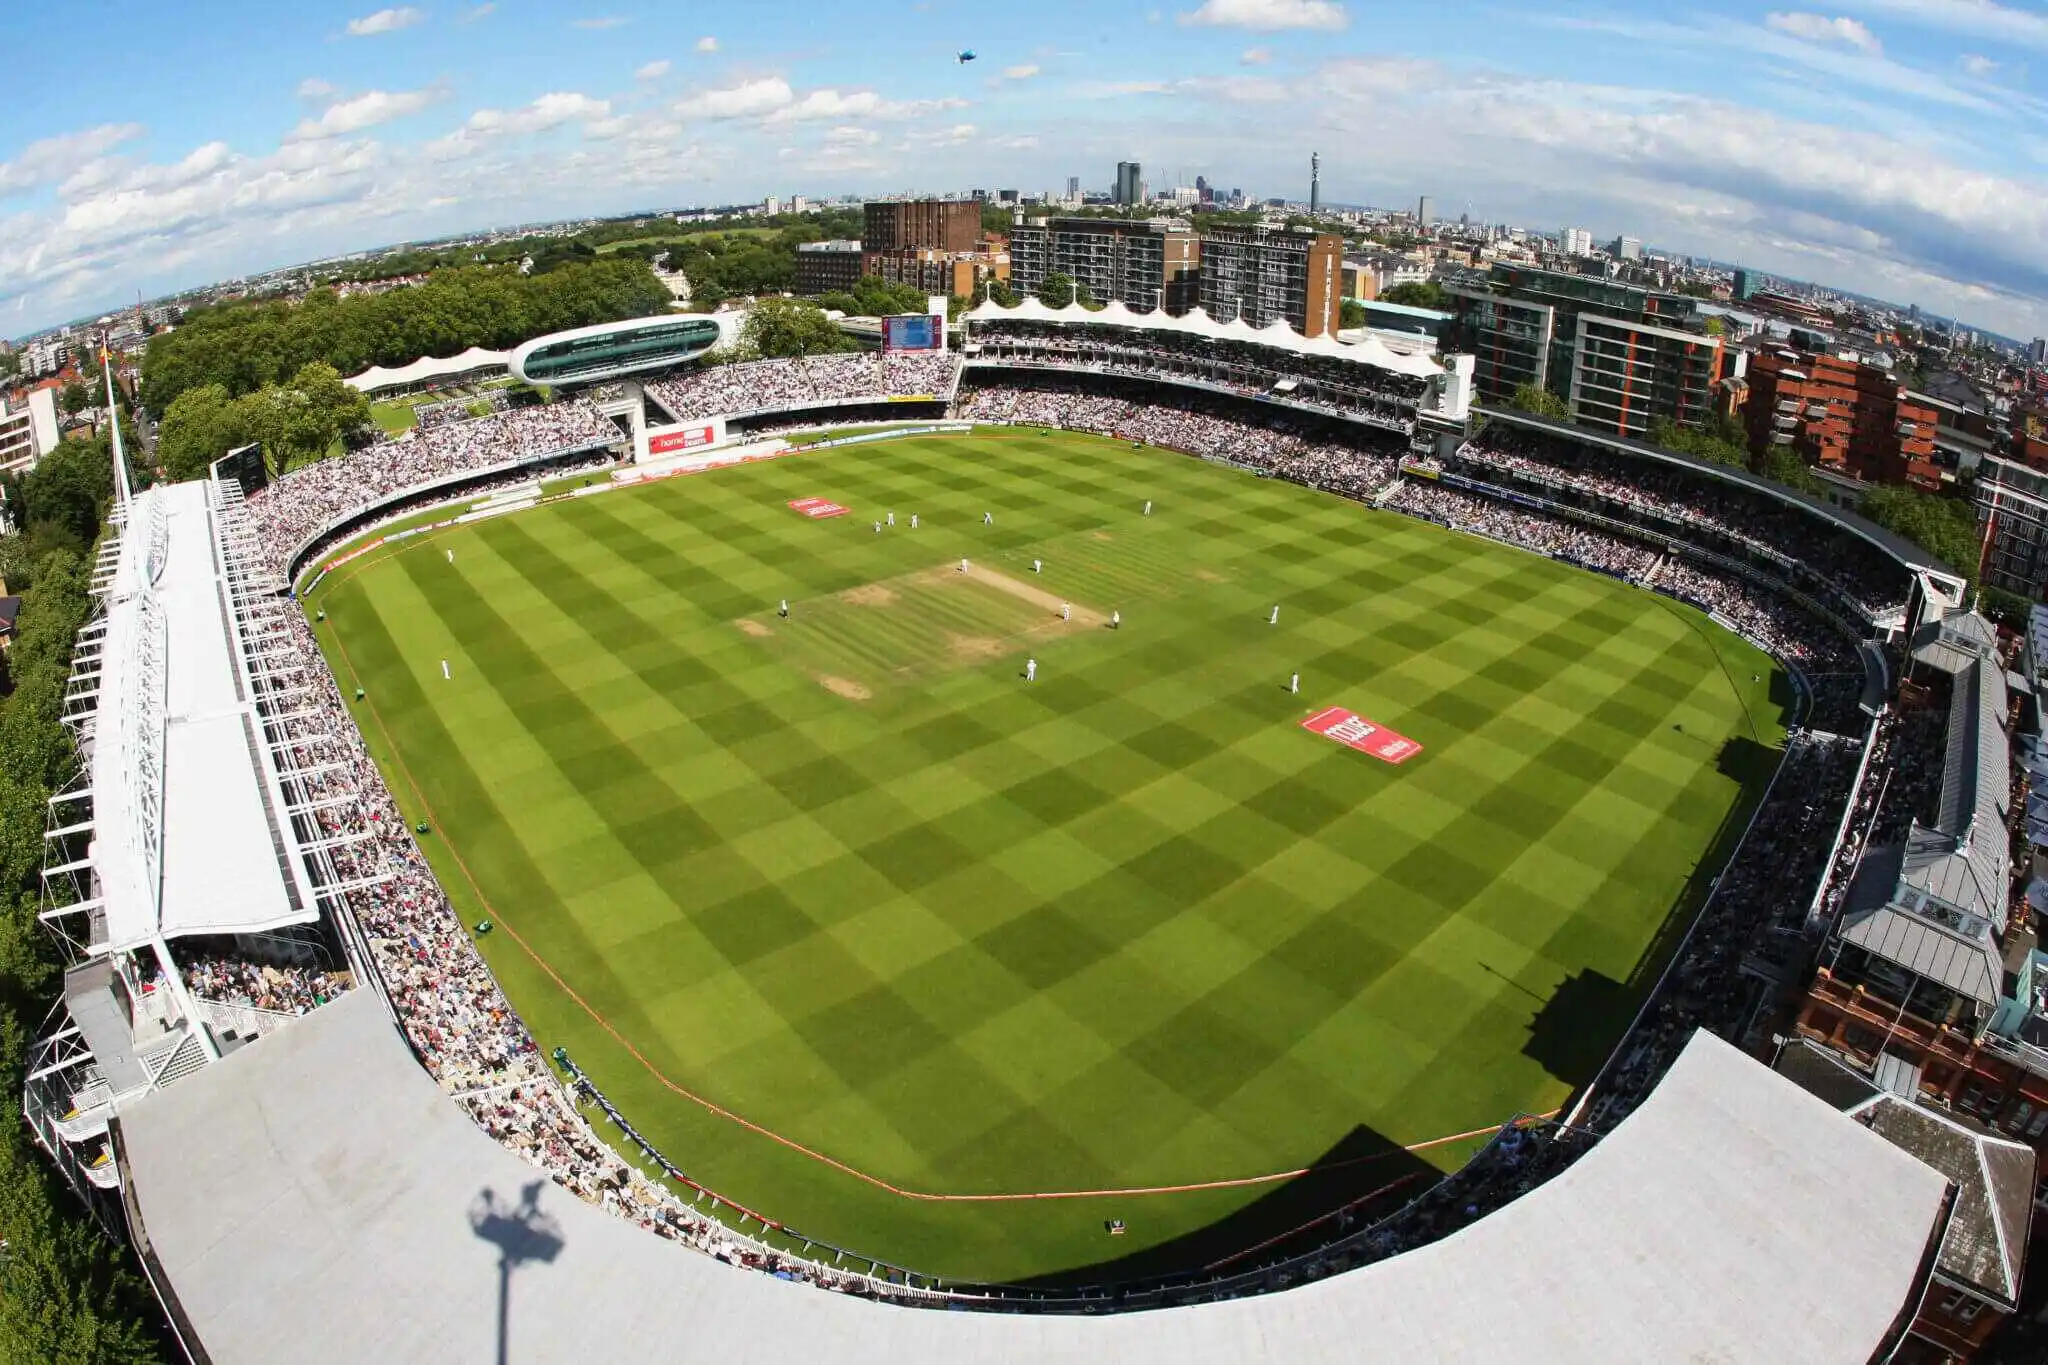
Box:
<box><xmin>1478</xmin><ymin>407</ymin><xmax>1952</xmax><ymax>577</ymax></box>
<box><xmin>961</xmin><ymin>297</ymin><xmax>1446</xmax><ymax>381</ymax></box>
<box><xmin>91</xmin><ymin>482</ymin><xmax>316</xmax><ymax>952</ymax></box>
<box><xmin>117</xmin><ymin>1002</ymin><xmax>1950</xmax><ymax>1365</ymax></box>
<box><xmin>343</xmin><ymin>346</ymin><xmax>511</xmax><ymax>395</ymax></box>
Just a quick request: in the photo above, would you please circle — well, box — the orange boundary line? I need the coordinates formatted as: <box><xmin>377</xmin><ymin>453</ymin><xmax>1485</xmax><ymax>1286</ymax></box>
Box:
<box><xmin>314</xmin><ymin>517</ymin><xmax>1547</xmax><ymax>1206</ymax></box>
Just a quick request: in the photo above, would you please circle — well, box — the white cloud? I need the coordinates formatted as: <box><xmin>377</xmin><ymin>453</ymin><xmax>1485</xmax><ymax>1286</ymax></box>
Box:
<box><xmin>991</xmin><ymin>134</ymin><xmax>1041</xmax><ymax>150</ymax></box>
<box><xmin>635</xmin><ymin>59</ymin><xmax>672</xmax><ymax>81</ymax></box>
<box><xmin>761</xmin><ymin>88</ymin><xmax>968</xmax><ymax>125</ymax></box>
<box><xmin>1838</xmin><ymin>0</ymin><xmax>2048</xmax><ymax>50</ymax></box>
<box><xmin>464</xmin><ymin>2</ymin><xmax>495</xmax><ymax>18</ymax></box>
<box><xmin>908</xmin><ymin>123</ymin><xmax>978</xmax><ymax>146</ymax></box>
<box><xmin>675</xmin><ymin>76</ymin><xmax>794</xmax><ymax>120</ymax></box>
<box><xmin>286</xmin><ymin>88</ymin><xmax>442</xmax><ymax>142</ymax></box>
<box><xmin>572</xmin><ymin>16</ymin><xmax>628</xmax><ymax>29</ymax></box>
<box><xmin>345</xmin><ymin>7</ymin><xmax>425</xmax><ymax>37</ymax></box>
<box><xmin>695</xmin><ymin>35</ymin><xmax>719</xmax><ymax>53</ymax></box>
<box><xmin>823</xmin><ymin>125</ymin><xmax>880</xmax><ymax>148</ymax></box>
<box><xmin>295</xmin><ymin>78</ymin><xmax>338</xmax><ymax>101</ymax></box>
<box><xmin>1179</xmin><ymin>0</ymin><xmax>1347</xmax><ymax>32</ymax></box>
<box><xmin>1003</xmin><ymin>64</ymin><xmax>1041</xmax><ymax>80</ymax></box>
<box><xmin>1764</xmin><ymin>12</ymin><xmax>1883</xmax><ymax>52</ymax></box>
<box><xmin>465</xmin><ymin>92</ymin><xmax>611</xmax><ymax>136</ymax></box>
<box><xmin>1241</xmin><ymin>47</ymin><xmax>1272</xmax><ymax>64</ymax></box>
<box><xmin>1961</xmin><ymin>52</ymin><xmax>1998</xmax><ymax>74</ymax></box>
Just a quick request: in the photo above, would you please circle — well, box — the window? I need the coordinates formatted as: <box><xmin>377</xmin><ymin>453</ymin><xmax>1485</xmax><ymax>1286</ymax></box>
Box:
<box><xmin>2027</xmin><ymin>1108</ymin><xmax>2048</xmax><ymax>1139</ymax></box>
<box><xmin>2006</xmin><ymin>1101</ymin><xmax>2035</xmax><ymax>1134</ymax></box>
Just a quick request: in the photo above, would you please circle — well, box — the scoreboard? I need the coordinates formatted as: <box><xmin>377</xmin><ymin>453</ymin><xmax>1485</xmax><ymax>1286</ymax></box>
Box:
<box><xmin>881</xmin><ymin>314</ymin><xmax>940</xmax><ymax>351</ymax></box>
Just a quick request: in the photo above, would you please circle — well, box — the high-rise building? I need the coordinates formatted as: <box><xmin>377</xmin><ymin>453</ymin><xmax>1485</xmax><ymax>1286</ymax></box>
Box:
<box><xmin>1310</xmin><ymin>153</ymin><xmax>1321</xmax><ymax>215</ymax></box>
<box><xmin>1196</xmin><ymin>225</ymin><xmax>1344</xmax><ymax>336</ymax></box>
<box><xmin>1732</xmin><ymin>269</ymin><xmax>1760</xmax><ymax>301</ymax></box>
<box><xmin>2030</xmin><ymin>337</ymin><xmax>2047</xmax><ymax>365</ymax></box>
<box><xmin>1417</xmin><ymin>195</ymin><xmax>1434</xmax><ymax>228</ymax></box>
<box><xmin>861</xmin><ymin>199</ymin><xmax>981</xmax><ymax>254</ymax></box>
<box><xmin>1560</xmin><ymin>227</ymin><xmax>1593</xmax><ymax>257</ymax></box>
<box><xmin>1007</xmin><ymin>217</ymin><xmax>1199</xmax><ymax>313</ymax></box>
<box><xmin>1115</xmin><ymin>161</ymin><xmax>1142</xmax><ymax>207</ymax></box>
<box><xmin>1613</xmin><ymin>236</ymin><xmax>1642</xmax><ymax>261</ymax></box>
<box><xmin>1066</xmin><ymin>175</ymin><xmax>1081</xmax><ymax>203</ymax></box>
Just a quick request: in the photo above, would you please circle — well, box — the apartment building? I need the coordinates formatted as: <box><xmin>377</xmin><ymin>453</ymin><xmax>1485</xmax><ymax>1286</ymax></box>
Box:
<box><xmin>1196</xmin><ymin>225</ymin><xmax>1343</xmax><ymax>336</ymax></box>
<box><xmin>1007</xmin><ymin>217</ymin><xmax>1199</xmax><ymax>314</ymax></box>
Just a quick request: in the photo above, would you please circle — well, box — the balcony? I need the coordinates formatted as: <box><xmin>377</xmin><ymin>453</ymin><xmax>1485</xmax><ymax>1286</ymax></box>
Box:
<box><xmin>82</xmin><ymin>1150</ymin><xmax>120</xmax><ymax>1190</ymax></box>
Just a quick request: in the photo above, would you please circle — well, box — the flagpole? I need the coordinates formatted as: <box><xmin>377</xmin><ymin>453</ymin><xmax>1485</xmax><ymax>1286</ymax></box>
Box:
<box><xmin>100</xmin><ymin>338</ymin><xmax>133</xmax><ymax>509</ymax></box>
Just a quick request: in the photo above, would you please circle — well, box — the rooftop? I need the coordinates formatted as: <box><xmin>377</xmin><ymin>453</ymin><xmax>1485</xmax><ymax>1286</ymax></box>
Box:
<box><xmin>117</xmin><ymin>1007</ymin><xmax>1953</xmax><ymax>1365</ymax></box>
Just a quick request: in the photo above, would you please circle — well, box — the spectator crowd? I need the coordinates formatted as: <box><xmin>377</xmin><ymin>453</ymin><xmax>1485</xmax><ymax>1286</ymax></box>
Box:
<box><xmin>240</xmin><ymin>402</ymin><xmax>619</xmax><ymax>578</ymax></box>
<box><xmin>181</xmin><ymin>954</ymin><xmax>353</xmax><ymax>1015</ymax></box>
<box><xmin>650</xmin><ymin>352</ymin><xmax>960</xmax><ymax>422</ymax></box>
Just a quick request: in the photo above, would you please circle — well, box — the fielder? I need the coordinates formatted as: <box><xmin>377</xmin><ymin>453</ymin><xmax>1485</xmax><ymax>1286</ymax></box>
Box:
<box><xmin>984</xmin><ymin>511</ymin><xmax>994</xmax><ymax>525</ymax></box>
<box><xmin>441</xmin><ymin>659</ymin><xmax>451</xmax><ymax>680</ymax></box>
<box><xmin>1290</xmin><ymin>672</ymin><xmax>1300</xmax><ymax>694</ymax></box>
<box><xmin>1061</xmin><ymin>603</ymin><xmax>1071</xmax><ymax>621</ymax></box>
<box><xmin>1026</xmin><ymin>658</ymin><xmax>1038</xmax><ymax>682</ymax></box>
<box><xmin>1033</xmin><ymin>558</ymin><xmax>1042</xmax><ymax>574</ymax></box>
<box><xmin>1143</xmin><ymin>500</ymin><xmax>1152</xmax><ymax>516</ymax></box>
<box><xmin>873</xmin><ymin>521</ymin><xmax>882</xmax><ymax>534</ymax></box>
<box><xmin>911</xmin><ymin>514</ymin><xmax>919</xmax><ymax>529</ymax></box>
<box><xmin>778</xmin><ymin>599</ymin><xmax>789</xmax><ymax>618</ymax></box>
<box><xmin>960</xmin><ymin>557</ymin><xmax>971</xmax><ymax>573</ymax></box>
<box><xmin>886</xmin><ymin>511</ymin><xmax>895</xmax><ymax>526</ymax></box>
<box><xmin>1269</xmin><ymin>605</ymin><xmax>1280</xmax><ymax>625</ymax></box>
<box><xmin>1110</xmin><ymin>609</ymin><xmax>1121</xmax><ymax>630</ymax></box>
<box><xmin>446</xmin><ymin>549</ymin><xmax>455</xmax><ymax>564</ymax></box>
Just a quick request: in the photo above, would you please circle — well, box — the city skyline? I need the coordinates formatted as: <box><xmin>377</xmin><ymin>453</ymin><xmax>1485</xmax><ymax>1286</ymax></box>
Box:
<box><xmin>1</xmin><ymin>0</ymin><xmax>2046</xmax><ymax>338</ymax></box>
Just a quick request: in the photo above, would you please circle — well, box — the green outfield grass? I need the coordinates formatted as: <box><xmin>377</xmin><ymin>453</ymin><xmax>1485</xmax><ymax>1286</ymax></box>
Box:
<box><xmin>305</xmin><ymin>430</ymin><xmax>1788</xmax><ymax>1283</ymax></box>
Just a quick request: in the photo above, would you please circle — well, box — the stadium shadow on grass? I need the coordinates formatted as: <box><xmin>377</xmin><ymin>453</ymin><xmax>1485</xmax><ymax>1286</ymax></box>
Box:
<box><xmin>1005</xmin><ymin>1125</ymin><xmax>1438</xmax><ymax>1292</ymax></box>
<box><xmin>1522</xmin><ymin>968</ymin><xmax>1633</xmax><ymax>1089</ymax></box>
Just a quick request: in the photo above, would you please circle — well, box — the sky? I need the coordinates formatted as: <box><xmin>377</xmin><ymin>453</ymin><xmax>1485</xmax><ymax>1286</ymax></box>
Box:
<box><xmin>2</xmin><ymin>0</ymin><xmax>2047</xmax><ymax>340</ymax></box>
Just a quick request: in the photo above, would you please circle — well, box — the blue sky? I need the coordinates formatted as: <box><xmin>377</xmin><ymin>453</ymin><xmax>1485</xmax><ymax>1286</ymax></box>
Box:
<box><xmin>2</xmin><ymin>0</ymin><xmax>2046</xmax><ymax>338</ymax></box>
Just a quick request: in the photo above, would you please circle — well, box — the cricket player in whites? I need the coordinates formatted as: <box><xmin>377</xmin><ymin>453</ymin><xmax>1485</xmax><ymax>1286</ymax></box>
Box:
<box><xmin>1026</xmin><ymin>658</ymin><xmax>1038</xmax><ymax>682</ymax></box>
<box><xmin>1269</xmin><ymin>605</ymin><xmax>1280</xmax><ymax>626</ymax></box>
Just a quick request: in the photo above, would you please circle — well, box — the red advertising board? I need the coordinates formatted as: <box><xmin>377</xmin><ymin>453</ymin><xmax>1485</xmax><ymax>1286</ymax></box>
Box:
<box><xmin>649</xmin><ymin>424</ymin><xmax>717</xmax><ymax>455</ymax></box>
<box><xmin>1300</xmin><ymin>706</ymin><xmax>1424</xmax><ymax>765</ymax></box>
<box><xmin>788</xmin><ymin>497</ymin><xmax>850</xmax><ymax>519</ymax></box>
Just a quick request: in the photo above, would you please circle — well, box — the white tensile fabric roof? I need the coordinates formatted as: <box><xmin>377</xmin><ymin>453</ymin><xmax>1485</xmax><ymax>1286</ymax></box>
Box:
<box><xmin>962</xmin><ymin>297</ymin><xmax>1445</xmax><ymax>381</ymax></box>
<box><xmin>91</xmin><ymin>481</ymin><xmax>315</xmax><ymax>952</ymax></box>
<box><xmin>119</xmin><ymin>1001</ymin><xmax>1951</xmax><ymax>1365</ymax></box>
<box><xmin>344</xmin><ymin>346</ymin><xmax>511</xmax><ymax>394</ymax></box>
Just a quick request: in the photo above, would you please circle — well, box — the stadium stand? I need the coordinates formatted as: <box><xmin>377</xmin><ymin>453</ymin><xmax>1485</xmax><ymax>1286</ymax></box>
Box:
<box><xmin>39</xmin><ymin>337</ymin><xmax>2028</xmax><ymax>1358</ymax></box>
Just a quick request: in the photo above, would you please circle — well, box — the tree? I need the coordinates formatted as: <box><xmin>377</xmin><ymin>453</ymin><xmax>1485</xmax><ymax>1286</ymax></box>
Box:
<box><xmin>1979</xmin><ymin>585</ymin><xmax>2033</xmax><ymax>631</ymax></box>
<box><xmin>0</xmin><ymin>351</ymin><xmax>18</xmax><ymax>380</ymax></box>
<box><xmin>1339</xmin><ymin>299</ymin><xmax>1369</xmax><ymax>330</ymax></box>
<box><xmin>155</xmin><ymin>384</ymin><xmax>251</xmax><ymax>483</ymax></box>
<box><xmin>1379</xmin><ymin>281</ymin><xmax>1446</xmax><ymax>309</ymax></box>
<box><xmin>1507</xmin><ymin>382</ymin><xmax>1570</xmax><ymax>420</ymax></box>
<box><xmin>1702</xmin><ymin>316</ymin><xmax>1726</xmax><ymax>337</ymax></box>
<box><xmin>236</xmin><ymin>363</ymin><xmax>371</xmax><ymax>477</ymax></box>
<box><xmin>18</xmin><ymin>436</ymin><xmax>112</xmax><ymax>552</ymax></box>
<box><xmin>1038</xmin><ymin>271</ymin><xmax>1079</xmax><ymax>308</ymax></box>
<box><xmin>1860</xmin><ymin>485</ymin><xmax>1984</xmax><ymax>583</ymax></box>
<box><xmin>1760</xmin><ymin>447</ymin><xmax>1822</xmax><ymax>494</ymax></box>
<box><xmin>57</xmin><ymin>381</ymin><xmax>89</xmax><ymax>417</ymax></box>
<box><xmin>1647</xmin><ymin>415</ymin><xmax>1747</xmax><ymax>468</ymax></box>
<box><xmin>738</xmin><ymin>296</ymin><xmax>849</xmax><ymax>359</ymax></box>
<box><xmin>986</xmin><ymin>280</ymin><xmax>1019</xmax><ymax>308</ymax></box>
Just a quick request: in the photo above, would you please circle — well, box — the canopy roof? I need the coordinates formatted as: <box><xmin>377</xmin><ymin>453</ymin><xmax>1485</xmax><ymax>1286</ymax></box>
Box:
<box><xmin>89</xmin><ymin>481</ymin><xmax>316</xmax><ymax>953</ymax></box>
<box><xmin>962</xmin><ymin>297</ymin><xmax>1447</xmax><ymax>381</ymax></box>
<box><xmin>344</xmin><ymin>346</ymin><xmax>511</xmax><ymax>395</ymax></box>
<box><xmin>118</xmin><ymin>1005</ymin><xmax>1951</xmax><ymax>1365</ymax></box>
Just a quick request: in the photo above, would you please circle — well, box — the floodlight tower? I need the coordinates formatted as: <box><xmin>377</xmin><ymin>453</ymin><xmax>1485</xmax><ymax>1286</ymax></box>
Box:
<box><xmin>1310</xmin><ymin>152</ymin><xmax>1321</xmax><ymax>215</ymax></box>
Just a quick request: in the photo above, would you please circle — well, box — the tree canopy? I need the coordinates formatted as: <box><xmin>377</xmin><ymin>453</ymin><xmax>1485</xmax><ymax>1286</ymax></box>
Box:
<box><xmin>1647</xmin><ymin>414</ymin><xmax>1750</xmax><ymax>469</ymax></box>
<box><xmin>1339</xmin><ymin>298</ymin><xmax>1369</xmax><ymax>329</ymax></box>
<box><xmin>736</xmin><ymin>296</ymin><xmax>852</xmax><ymax>359</ymax></box>
<box><xmin>1378</xmin><ymin>281</ymin><xmax>1446</xmax><ymax>310</ymax></box>
<box><xmin>815</xmin><ymin>275</ymin><xmax>931</xmax><ymax>318</ymax></box>
<box><xmin>1506</xmin><ymin>382</ymin><xmax>1569</xmax><ymax>420</ymax></box>
<box><xmin>1860</xmin><ymin>485</ymin><xmax>1984</xmax><ymax>582</ymax></box>
<box><xmin>139</xmin><ymin>257</ymin><xmax>672</xmax><ymax>415</ymax></box>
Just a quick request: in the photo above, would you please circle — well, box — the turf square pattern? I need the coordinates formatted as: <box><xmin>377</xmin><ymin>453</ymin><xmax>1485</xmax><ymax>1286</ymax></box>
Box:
<box><xmin>309</xmin><ymin>428</ymin><xmax>1785</xmax><ymax>1283</ymax></box>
